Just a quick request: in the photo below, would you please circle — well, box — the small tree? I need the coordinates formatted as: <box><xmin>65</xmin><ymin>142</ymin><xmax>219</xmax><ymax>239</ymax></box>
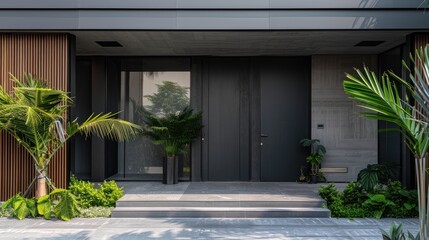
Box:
<box><xmin>0</xmin><ymin>74</ymin><xmax>141</xmax><ymax>198</ymax></box>
<box><xmin>145</xmin><ymin>81</ymin><xmax>189</xmax><ymax>116</ymax></box>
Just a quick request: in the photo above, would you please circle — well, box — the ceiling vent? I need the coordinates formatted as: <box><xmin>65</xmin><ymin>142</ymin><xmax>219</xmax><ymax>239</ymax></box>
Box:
<box><xmin>95</xmin><ymin>41</ymin><xmax>123</xmax><ymax>47</ymax></box>
<box><xmin>354</xmin><ymin>41</ymin><xmax>384</xmax><ymax>47</ymax></box>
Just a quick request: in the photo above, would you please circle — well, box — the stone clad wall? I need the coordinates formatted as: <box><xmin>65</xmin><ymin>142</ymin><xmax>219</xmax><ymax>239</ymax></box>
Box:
<box><xmin>311</xmin><ymin>55</ymin><xmax>378</xmax><ymax>182</ymax></box>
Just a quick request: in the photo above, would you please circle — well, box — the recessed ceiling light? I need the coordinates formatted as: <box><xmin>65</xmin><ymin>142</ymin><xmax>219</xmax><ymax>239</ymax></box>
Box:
<box><xmin>354</xmin><ymin>41</ymin><xmax>384</xmax><ymax>47</ymax></box>
<box><xmin>95</xmin><ymin>41</ymin><xmax>123</xmax><ymax>47</ymax></box>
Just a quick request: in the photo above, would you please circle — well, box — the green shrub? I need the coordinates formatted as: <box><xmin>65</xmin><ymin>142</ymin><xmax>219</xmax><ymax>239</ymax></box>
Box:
<box><xmin>318</xmin><ymin>184</ymin><xmax>341</xmax><ymax>206</ymax></box>
<box><xmin>69</xmin><ymin>176</ymin><xmax>98</xmax><ymax>208</ymax></box>
<box><xmin>363</xmin><ymin>194</ymin><xmax>395</xmax><ymax>219</ymax></box>
<box><xmin>343</xmin><ymin>181</ymin><xmax>366</xmax><ymax>205</ymax></box>
<box><xmin>384</xmin><ymin>181</ymin><xmax>418</xmax><ymax>218</ymax></box>
<box><xmin>69</xmin><ymin>176</ymin><xmax>124</xmax><ymax>208</ymax></box>
<box><xmin>318</xmin><ymin>181</ymin><xmax>417</xmax><ymax>219</ymax></box>
<box><xmin>99</xmin><ymin>180</ymin><xmax>124</xmax><ymax>207</ymax></box>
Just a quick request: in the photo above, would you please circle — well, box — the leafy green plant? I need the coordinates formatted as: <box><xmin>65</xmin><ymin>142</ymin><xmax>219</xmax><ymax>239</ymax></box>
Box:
<box><xmin>343</xmin><ymin>181</ymin><xmax>366</xmax><ymax>205</ymax></box>
<box><xmin>69</xmin><ymin>176</ymin><xmax>123</xmax><ymax>208</ymax></box>
<box><xmin>139</xmin><ymin>107</ymin><xmax>203</xmax><ymax>157</ymax></box>
<box><xmin>318</xmin><ymin>181</ymin><xmax>417</xmax><ymax>219</ymax></box>
<box><xmin>358</xmin><ymin>162</ymin><xmax>398</xmax><ymax>192</ymax></box>
<box><xmin>37</xmin><ymin>194</ymin><xmax>52</xmax><ymax>219</ymax></box>
<box><xmin>381</xmin><ymin>223</ymin><xmax>420</xmax><ymax>240</ymax></box>
<box><xmin>363</xmin><ymin>194</ymin><xmax>395</xmax><ymax>219</ymax></box>
<box><xmin>50</xmin><ymin>189</ymin><xmax>80</xmax><ymax>221</ymax></box>
<box><xmin>318</xmin><ymin>184</ymin><xmax>341</xmax><ymax>206</ymax></box>
<box><xmin>1</xmin><ymin>189</ymin><xmax>79</xmax><ymax>221</ymax></box>
<box><xmin>300</xmin><ymin>139</ymin><xmax>326</xmax><ymax>176</ymax></box>
<box><xmin>68</xmin><ymin>176</ymin><xmax>98</xmax><ymax>208</ymax></box>
<box><xmin>99</xmin><ymin>180</ymin><xmax>124</xmax><ymax>207</ymax></box>
<box><xmin>1</xmin><ymin>193</ymin><xmax>36</xmax><ymax>220</ymax></box>
<box><xmin>0</xmin><ymin>74</ymin><xmax>141</xmax><ymax>199</ymax></box>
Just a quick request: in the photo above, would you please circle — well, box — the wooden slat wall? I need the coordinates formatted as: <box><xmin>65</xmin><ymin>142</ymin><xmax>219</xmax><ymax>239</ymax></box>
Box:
<box><xmin>414</xmin><ymin>33</ymin><xmax>429</xmax><ymax>51</ymax></box>
<box><xmin>0</xmin><ymin>34</ymin><xmax>69</xmax><ymax>201</ymax></box>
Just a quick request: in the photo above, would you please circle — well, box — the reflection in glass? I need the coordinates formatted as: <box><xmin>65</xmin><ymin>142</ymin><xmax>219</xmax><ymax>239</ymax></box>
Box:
<box><xmin>116</xmin><ymin>71</ymin><xmax>191</xmax><ymax>180</ymax></box>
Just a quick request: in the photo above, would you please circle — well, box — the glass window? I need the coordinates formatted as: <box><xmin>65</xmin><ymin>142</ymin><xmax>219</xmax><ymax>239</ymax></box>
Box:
<box><xmin>115</xmin><ymin>71</ymin><xmax>191</xmax><ymax>180</ymax></box>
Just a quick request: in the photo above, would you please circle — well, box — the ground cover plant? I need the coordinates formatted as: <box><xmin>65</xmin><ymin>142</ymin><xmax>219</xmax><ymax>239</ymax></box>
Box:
<box><xmin>319</xmin><ymin>181</ymin><xmax>418</xmax><ymax>219</ymax></box>
<box><xmin>1</xmin><ymin>178</ymin><xmax>123</xmax><ymax>220</ymax></box>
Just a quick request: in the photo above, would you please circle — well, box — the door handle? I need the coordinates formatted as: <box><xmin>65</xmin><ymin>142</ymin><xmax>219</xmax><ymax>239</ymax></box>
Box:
<box><xmin>261</xmin><ymin>134</ymin><xmax>268</xmax><ymax>138</ymax></box>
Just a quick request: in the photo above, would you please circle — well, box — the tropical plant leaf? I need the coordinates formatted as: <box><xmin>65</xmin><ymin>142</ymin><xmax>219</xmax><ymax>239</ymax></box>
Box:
<box><xmin>138</xmin><ymin>106</ymin><xmax>203</xmax><ymax>156</ymax></box>
<box><xmin>380</xmin><ymin>223</ymin><xmax>405</xmax><ymax>240</ymax></box>
<box><xmin>1</xmin><ymin>194</ymin><xmax>15</xmax><ymax>212</ymax></box>
<box><xmin>70</xmin><ymin>113</ymin><xmax>141</xmax><ymax>141</ymax></box>
<box><xmin>11</xmin><ymin>194</ymin><xmax>36</xmax><ymax>220</ymax></box>
<box><xmin>37</xmin><ymin>195</ymin><xmax>52</xmax><ymax>220</ymax></box>
<box><xmin>50</xmin><ymin>188</ymin><xmax>80</xmax><ymax>221</ymax></box>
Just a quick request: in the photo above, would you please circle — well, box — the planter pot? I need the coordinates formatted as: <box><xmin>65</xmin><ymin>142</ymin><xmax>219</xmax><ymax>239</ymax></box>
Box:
<box><xmin>163</xmin><ymin>156</ymin><xmax>179</xmax><ymax>185</ymax></box>
<box><xmin>311</xmin><ymin>175</ymin><xmax>318</xmax><ymax>184</ymax></box>
<box><xmin>174</xmin><ymin>156</ymin><xmax>179</xmax><ymax>184</ymax></box>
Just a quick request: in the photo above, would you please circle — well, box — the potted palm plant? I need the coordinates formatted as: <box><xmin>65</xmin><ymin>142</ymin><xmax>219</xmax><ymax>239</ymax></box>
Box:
<box><xmin>140</xmin><ymin>107</ymin><xmax>203</xmax><ymax>184</ymax></box>
<box><xmin>300</xmin><ymin>139</ymin><xmax>326</xmax><ymax>183</ymax></box>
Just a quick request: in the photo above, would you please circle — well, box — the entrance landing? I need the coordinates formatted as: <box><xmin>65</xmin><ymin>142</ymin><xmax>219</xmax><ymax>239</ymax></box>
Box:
<box><xmin>112</xmin><ymin>182</ymin><xmax>336</xmax><ymax>218</ymax></box>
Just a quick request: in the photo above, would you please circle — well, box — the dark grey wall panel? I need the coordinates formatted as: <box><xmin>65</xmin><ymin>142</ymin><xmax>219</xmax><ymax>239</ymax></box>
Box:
<box><xmin>78</xmin><ymin>11</ymin><xmax>177</xmax><ymax>30</ymax></box>
<box><xmin>269</xmin><ymin>11</ymin><xmax>429</xmax><ymax>30</ymax></box>
<box><xmin>177</xmin><ymin>11</ymin><xmax>269</xmax><ymax>29</ymax></box>
<box><xmin>91</xmin><ymin>57</ymin><xmax>107</xmax><ymax>182</ymax></box>
<box><xmin>0</xmin><ymin>0</ymin><xmax>424</xmax><ymax>9</ymax></box>
<box><xmin>0</xmin><ymin>11</ymin><xmax>79</xmax><ymax>29</ymax></box>
<box><xmin>0</xmin><ymin>10</ymin><xmax>428</xmax><ymax>30</ymax></box>
<box><xmin>378</xmin><ymin>46</ymin><xmax>402</xmax><ymax>181</ymax></box>
<box><xmin>190</xmin><ymin>57</ymin><xmax>203</xmax><ymax>181</ymax></box>
<box><xmin>259</xmin><ymin>57</ymin><xmax>310</xmax><ymax>182</ymax></box>
<box><xmin>202</xmin><ymin>58</ymin><xmax>249</xmax><ymax>181</ymax></box>
<box><xmin>74</xmin><ymin>58</ymin><xmax>92</xmax><ymax>179</ymax></box>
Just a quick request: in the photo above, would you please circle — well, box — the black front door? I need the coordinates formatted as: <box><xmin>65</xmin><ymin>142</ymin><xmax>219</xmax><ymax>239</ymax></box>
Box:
<box><xmin>259</xmin><ymin>57</ymin><xmax>310</xmax><ymax>181</ymax></box>
<box><xmin>202</xmin><ymin>58</ymin><xmax>250</xmax><ymax>181</ymax></box>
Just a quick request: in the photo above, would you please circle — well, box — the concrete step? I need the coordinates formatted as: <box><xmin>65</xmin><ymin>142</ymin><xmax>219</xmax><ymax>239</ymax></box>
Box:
<box><xmin>111</xmin><ymin>207</ymin><xmax>331</xmax><ymax>218</ymax></box>
<box><xmin>116</xmin><ymin>200</ymin><xmax>325</xmax><ymax>208</ymax></box>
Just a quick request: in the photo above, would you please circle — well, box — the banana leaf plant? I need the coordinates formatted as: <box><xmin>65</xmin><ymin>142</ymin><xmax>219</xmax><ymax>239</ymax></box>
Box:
<box><xmin>0</xmin><ymin>74</ymin><xmax>141</xmax><ymax>199</ymax></box>
<box><xmin>343</xmin><ymin>44</ymin><xmax>429</xmax><ymax>239</ymax></box>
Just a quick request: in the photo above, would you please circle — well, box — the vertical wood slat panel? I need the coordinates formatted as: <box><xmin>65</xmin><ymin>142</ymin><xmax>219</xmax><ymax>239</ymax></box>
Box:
<box><xmin>0</xmin><ymin>34</ymin><xmax>69</xmax><ymax>201</ymax></box>
<box><xmin>414</xmin><ymin>33</ymin><xmax>429</xmax><ymax>84</ymax></box>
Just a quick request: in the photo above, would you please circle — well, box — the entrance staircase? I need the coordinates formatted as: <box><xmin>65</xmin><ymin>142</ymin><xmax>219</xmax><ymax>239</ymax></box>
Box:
<box><xmin>111</xmin><ymin>182</ymin><xmax>331</xmax><ymax>218</ymax></box>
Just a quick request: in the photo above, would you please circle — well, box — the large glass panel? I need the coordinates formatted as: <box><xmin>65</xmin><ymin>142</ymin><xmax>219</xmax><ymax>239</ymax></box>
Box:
<box><xmin>116</xmin><ymin>71</ymin><xmax>191</xmax><ymax>180</ymax></box>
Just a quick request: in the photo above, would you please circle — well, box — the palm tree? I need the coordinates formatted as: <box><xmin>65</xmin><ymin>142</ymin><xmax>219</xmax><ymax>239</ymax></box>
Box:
<box><xmin>343</xmin><ymin>44</ymin><xmax>429</xmax><ymax>239</ymax></box>
<box><xmin>0</xmin><ymin>74</ymin><xmax>141</xmax><ymax>198</ymax></box>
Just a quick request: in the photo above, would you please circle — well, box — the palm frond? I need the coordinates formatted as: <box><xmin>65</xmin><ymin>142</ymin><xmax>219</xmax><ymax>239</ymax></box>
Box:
<box><xmin>344</xmin><ymin>67</ymin><xmax>429</xmax><ymax>158</ymax></box>
<box><xmin>71</xmin><ymin>113</ymin><xmax>141</xmax><ymax>141</ymax></box>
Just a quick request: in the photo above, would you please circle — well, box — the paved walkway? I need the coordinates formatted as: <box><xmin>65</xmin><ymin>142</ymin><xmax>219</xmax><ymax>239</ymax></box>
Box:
<box><xmin>0</xmin><ymin>217</ymin><xmax>418</xmax><ymax>239</ymax></box>
<box><xmin>118</xmin><ymin>182</ymin><xmax>347</xmax><ymax>202</ymax></box>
